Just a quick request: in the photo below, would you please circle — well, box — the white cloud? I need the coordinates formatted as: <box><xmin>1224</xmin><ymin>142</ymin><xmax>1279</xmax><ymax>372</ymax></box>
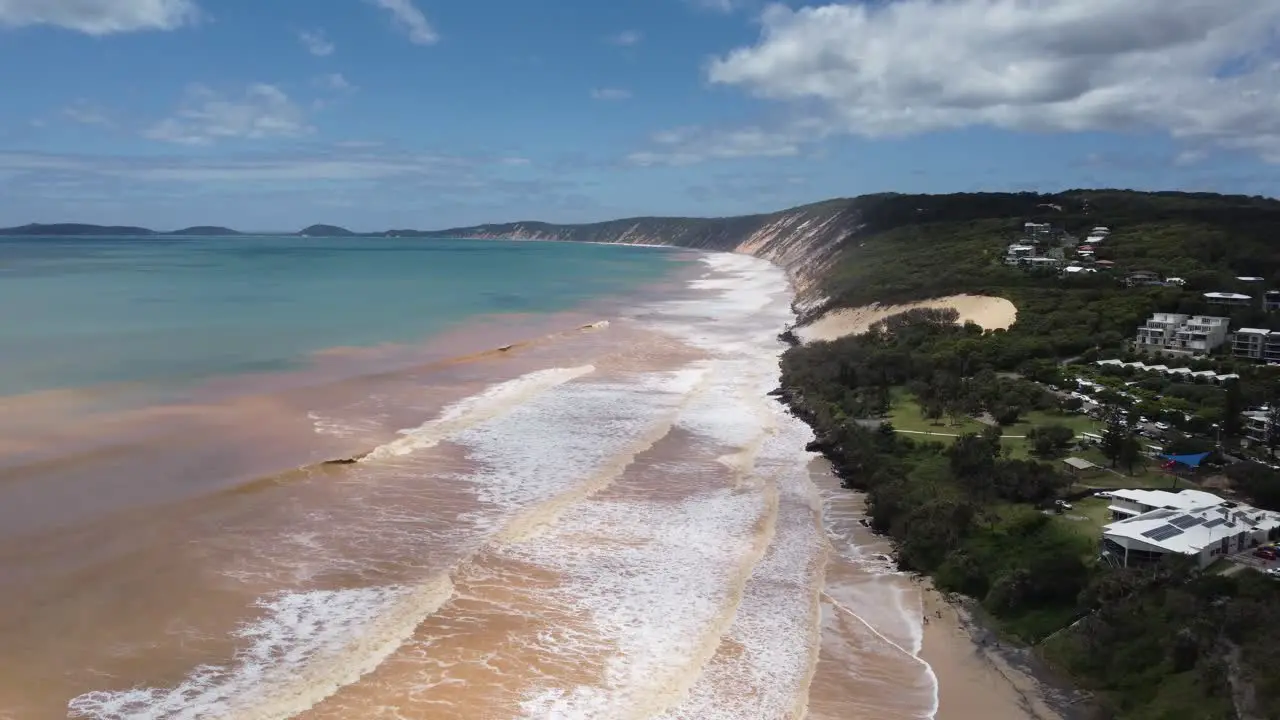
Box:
<box><xmin>607</xmin><ymin>29</ymin><xmax>642</xmax><ymax>46</ymax></box>
<box><xmin>145</xmin><ymin>84</ymin><xmax>312</xmax><ymax>145</ymax></box>
<box><xmin>707</xmin><ymin>0</ymin><xmax>1280</xmax><ymax>161</ymax></box>
<box><xmin>628</xmin><ymin>121</ymin><xmax>824</xmax><ymax>166</ymax></box>
<box><xmin>591</xmin><ymin>88</ymin><xmax>632</xmax><ymax>101</ymax></box>
<box><xmin>0</xmin><ymin>149</ymin><xmax>456</xmax><ymax>183</ymax></box>
<box><xmin>298</xmin><ymin>28</ymin><xmax>334</xmax><ymax>56</ymax></box>
<box><xmin>367</xmin><ymin>0</ymin><xmax>437</xmax><ymax>45</ymax></box>
<box><xmin>0</xmin><ymin>0</ymin><xmax>199</xmax><ymax>34</ymax></box>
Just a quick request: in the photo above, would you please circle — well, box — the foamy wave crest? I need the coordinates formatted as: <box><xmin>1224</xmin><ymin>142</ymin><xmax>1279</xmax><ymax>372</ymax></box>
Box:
<box><xmin>68</xmin><ymin>579</ymin><xmax>452</xmax><ymax>720</ymax></box>
<box><xmin>644</xmin><ymin>254</ymin><xmax>795</xmax><ymax>355</ymax></box>
<box><xmin>659</xmin><ymin>413</ymin><xmax>825</xmax><ymax>720</ymax></box>
<box><xmin>364</xmin><ymin>365</ymin><xmax>595</xmax><ymax>461</ymax></box>
<box><xmin>511</xmin><ymin>485</ymin><xmax>773</xmax><ymax>720</ymax></box>
<box><xmin>451</xmin><ymin>369</ymin><xmax>705</xmax><ymax>529</ymax></box>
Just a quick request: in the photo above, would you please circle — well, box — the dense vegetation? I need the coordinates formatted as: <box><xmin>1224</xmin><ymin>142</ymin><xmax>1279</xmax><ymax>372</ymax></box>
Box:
<box><xmin>781</xmin><ymin>190</ymin><xmax>1280</xmax><ymax>718</ymax></box>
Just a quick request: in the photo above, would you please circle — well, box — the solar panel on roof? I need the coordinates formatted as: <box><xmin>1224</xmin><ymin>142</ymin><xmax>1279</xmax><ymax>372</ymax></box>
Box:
<box><xmin>1171</xmin><ymin>515</ymin><xmax>1206</xmax><ymax>529</ymax></box>
<box><xmin>1141</xmin><ymin>525</ymin><xmax>1186</xmax><ymax>542</ymax></box>
<box><xmin>1204</xmin><ymin>518</ymin><xmax>1226</xmax><ymax>529</ymax></box>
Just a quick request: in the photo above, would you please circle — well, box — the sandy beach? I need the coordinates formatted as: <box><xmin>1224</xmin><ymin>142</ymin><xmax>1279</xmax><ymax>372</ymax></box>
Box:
<box><xmin>813</xmin><ymin>477</ymin><xmax>1090</xmax><ymax>720</ymax></box>
<box><xmin>795</xmin><ymin>294</ymin><xmax>1018</xmax><ymax>344</ymax></box>
<box><xmin>920</xmin><ymin>581</ymin><xmax>1091</xmax><ymax>720</ymax></box>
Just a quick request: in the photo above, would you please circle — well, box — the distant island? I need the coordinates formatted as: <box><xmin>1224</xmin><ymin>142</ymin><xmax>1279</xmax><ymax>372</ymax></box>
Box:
<box><xmin>297</xmin><ymin>224</ymin><xmax>355</xmax><ymax>237</ymax></box>
<box><xmin>170</xmin><ymin>226</ymin><xmax>242</xmax><ymax>236</ymax></box>
<box><xmin>0</xmin><ymin>223</ymin><xmax>155</xmax><ymax>236</ymax></box>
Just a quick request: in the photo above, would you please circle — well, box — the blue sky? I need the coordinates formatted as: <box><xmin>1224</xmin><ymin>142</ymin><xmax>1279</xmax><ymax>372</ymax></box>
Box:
<box><xmin>0</xmin><ymin>0</ymin><xmax>1277</xmax><ymax>231</ymax></box>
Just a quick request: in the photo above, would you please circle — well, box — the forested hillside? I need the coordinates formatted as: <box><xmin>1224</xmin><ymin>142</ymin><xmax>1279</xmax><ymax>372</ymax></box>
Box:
<box><xmin>778</xmin><ymin>190</ymin><xmax>1280</xmax><ymax>719</ymax></box>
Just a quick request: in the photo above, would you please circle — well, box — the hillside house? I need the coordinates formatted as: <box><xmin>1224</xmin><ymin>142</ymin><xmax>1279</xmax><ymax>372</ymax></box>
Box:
<box><xmin>1265</xmin><ymin>290</ymin><xmax>1280</xmax><ymax>312</ymax></box>
<box><xmin>1126</xmin><ymin>270</ymin><xmax>1162</xmax><ymax>287</ymax></box>
<box><xmin>1243</xmin><ymin>409</ymin><xmax>1272</xmax><ymax>445</ymax></box>
<box><xmin>1024</xmin><ymin>222</ymin><xmax>1053</xmax><ymax>241</ymax></box>
<box><xmin>1232</xmin><ymin>328</ymin><xmax>1280</xmax><ymax>362</ymax></box>
<box><xmin>1171</xmin><ymin>316</ymin><xmax>1230</xmax><ymax>354</ymax></box>
<box><xmin>1205</xmin><ymin>292</ymin><xmax>1253</xmax><ymax>308</ymax></box>
<box><xmin>1134</xmin><ymin>314</ymin><xmax>1230</xmax><ymax>355</ymax></box>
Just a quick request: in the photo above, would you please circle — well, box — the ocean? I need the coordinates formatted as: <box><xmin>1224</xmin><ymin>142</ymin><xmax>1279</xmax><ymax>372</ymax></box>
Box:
<box><xmin>0</xmin><ymin>236</ymin><xmax>939</xmax><ymax>719</ymax></box>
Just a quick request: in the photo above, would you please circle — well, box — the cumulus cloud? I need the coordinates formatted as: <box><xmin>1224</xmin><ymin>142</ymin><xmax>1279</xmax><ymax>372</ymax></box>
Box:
<box><xmin>591</xmin><ymin>88</ymin><xmax>633</xmax><ymax>101</ymax></box>
<box><xmin>145</xmin><ymin>84</ymin><xmax>312</xmax><ymax>145</ymax></box>
<box><xmin>0</xmin><ymin>0</ymin><xmax>199</xmax><ymax>34</ymax></box>
<box><xmin>298</xmin><ymin>28</ymin><xmax>334</xmax><ymax>56</ymax></box>
<box><xmin>367</xmin><ymin>0</ymin><xmax>437</xmax><ymax>45</ymax></box>
<box><xmin>706</xmin><ymin>0</ymin><xmax>1280</xmax><ymax>161</ymax></box>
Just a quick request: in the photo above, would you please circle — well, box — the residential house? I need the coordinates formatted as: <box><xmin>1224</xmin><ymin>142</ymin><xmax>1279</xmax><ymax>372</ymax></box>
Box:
<box><xmin>1024</xmin><ymin>222</ymin><xmax>1053</xmax><ymax>241</ymax></box>
<box><xmin>1265</xmin><ymin>290</ymin><xmax>1280</xmax><ymax>312</ymax></box>
<box><xmin>1102</xmin><ymin>495</ymin><xmax>1280</xmax><ymax>569</ymax></box>
<box><xmin>1126</xmin><ymin>270</ymin><xmax>1162</xmax><ymax>287</ymax></box>
<box><xmin>1243</xmin><ymin>409</ymin><xmax>1272</xmax><ymax>445</ymax></box>
<box><xmin>1233</xmin><ymin>328</ymin><xmax>1271</xmax><ymax>360</ymax></box>
<box><xmin>1204</xmin><ymin>291</ymin><xmax>1253</xmax><ymax>307</ymax></box>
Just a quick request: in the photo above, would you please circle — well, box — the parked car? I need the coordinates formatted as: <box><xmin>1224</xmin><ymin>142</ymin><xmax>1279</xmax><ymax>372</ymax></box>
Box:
<box><xmin>1155</xmin><ymin>422</ymin><xmax>1170</xmax><ymax>431</ymax></box>
<box><xmin>1254</xmin><ymin>547</ymin><xmax>1278</xmax><ymax>561</ymax></box>
<box><xmin>1094</xmin><ymin>491</ymin><xmax>1114</xmax><ymax>498</ymax></box>
<box><xmin>1055</xmin><ymin>499</ymin><xmax>1073</xmax><ymax>510</ymax></box>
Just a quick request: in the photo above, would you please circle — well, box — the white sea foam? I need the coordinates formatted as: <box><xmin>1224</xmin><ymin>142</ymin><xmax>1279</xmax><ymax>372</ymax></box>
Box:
<box><xmin>510</xmin><ymin>485</ymin><xmax>771</xmax><ymax>720</ymax></box>
<box><xmin>450</xmin><ymin>368</ymin><xmax>705</xmax><ymax>525</ymax></box>
<box><xmin>658</xmin><ymin>403</ymin><xmax>825</xmax><ymax>720</ymax></box>
<box><xmin>68</xmin><ymin>580</ymin><xmax>452</xmax><ymax>720</ymax></box>
<box><xmin>365</xmin><ymin>365</ymin><xmax>596</xmax><ymax>461</ymax></box>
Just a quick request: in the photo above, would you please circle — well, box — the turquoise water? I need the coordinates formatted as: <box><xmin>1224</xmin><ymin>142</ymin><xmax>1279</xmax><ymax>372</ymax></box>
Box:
<box><xmin>0</xmin><ymin>236</ymin><xmax>682</xmax><ymax>395</ymax></box>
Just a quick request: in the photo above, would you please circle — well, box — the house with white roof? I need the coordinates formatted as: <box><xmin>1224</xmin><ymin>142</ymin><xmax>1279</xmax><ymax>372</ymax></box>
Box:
<box><xmin>1204</xmin><ymin>292</ymin><xmax>1253</xmax><ymax>308</ymax></box>
<box><xmin>1102</xmin><ymin>495</ymin><xmax>1280</xmax><ymax>569</ymax></box>
<box><xmin>1232</xmin><ymin>327</ymin><xmax>1280</xmax><ymax>364</ymax></box>
<box><xmin>1106</xmin><ymin>489</ymin><xmax>1225</xmax><ymax>521</ymax></box>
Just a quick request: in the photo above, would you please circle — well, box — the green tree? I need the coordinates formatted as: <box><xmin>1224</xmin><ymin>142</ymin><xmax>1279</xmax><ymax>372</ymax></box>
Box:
<box><xmin>1027</xmin><ymin>424</ymin><xmax>1075</xmax><ymax>458</ymax></box>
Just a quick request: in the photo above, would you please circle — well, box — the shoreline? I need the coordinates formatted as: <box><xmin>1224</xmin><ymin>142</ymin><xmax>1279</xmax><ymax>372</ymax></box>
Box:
<box><xmin>824</xmin><ymin>479</ymin><xmax>1085</xmax><ymax>720</ymax></box>
<box><xmin>758</xmin><ymin>249</ymin><xmax>1087</xmax><ymax>720</ymax></box>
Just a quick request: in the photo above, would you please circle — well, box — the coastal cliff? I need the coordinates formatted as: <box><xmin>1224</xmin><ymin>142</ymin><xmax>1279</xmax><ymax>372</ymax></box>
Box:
<box><xmin>420</xmin><ymin>198</ymin><xmax>863</xmax><ymax>308</ymax></box>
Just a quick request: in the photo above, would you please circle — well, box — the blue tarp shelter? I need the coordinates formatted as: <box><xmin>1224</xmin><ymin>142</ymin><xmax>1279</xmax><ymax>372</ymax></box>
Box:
<box><xmin>1157</xmin><ymin>452</ymin><xmax>1211</xmax><ymax>469</ymax></box>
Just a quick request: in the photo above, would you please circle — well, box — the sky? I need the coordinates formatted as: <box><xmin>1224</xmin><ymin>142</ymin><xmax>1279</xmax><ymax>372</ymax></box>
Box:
<box><xmin>0</xmin><ymin>0</ymin><xmax>1278</xmax><ymax>231</ymax></box>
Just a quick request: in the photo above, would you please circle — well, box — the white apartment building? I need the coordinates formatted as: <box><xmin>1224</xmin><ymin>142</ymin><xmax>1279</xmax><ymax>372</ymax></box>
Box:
<box><xmin>1232</xmin><ymin>328</ymin><xmax>1280</xmax><ymax>363</ymax></box>
<box><xmin>1135</xmin><ymin>313</ymin><xmax>1188</xmax><ymax>350</ymax></box>
<box><xmin>1170</xmin><ymin>316</ymin><xmax>1230</xmax><ymax>354</ymax></box>
<box><xmin>1134</xmin><ymin>313</ymin><xmax>1229</xmax><ymax>355</ymax></box>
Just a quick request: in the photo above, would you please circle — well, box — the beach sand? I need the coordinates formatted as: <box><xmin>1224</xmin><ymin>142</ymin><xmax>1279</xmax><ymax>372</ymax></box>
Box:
<box><xmin>818</xmin><ymin>480</ymin><xmax>1090</xmax><ymax>720</ymax></box>
<box><xmin>920</xmin><ymin>581</ymin><xmax>1082</xmax><ymax>720</ymax></box>
<box><xmin>795</xmin><ymin>294</ymin><xmax>1018</xmax><ymax>344</ymax></box>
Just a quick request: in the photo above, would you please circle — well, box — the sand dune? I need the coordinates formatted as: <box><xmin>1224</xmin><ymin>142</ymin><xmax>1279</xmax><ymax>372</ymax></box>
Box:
<box><xmin>795</xmin><ymin>294</ymin><xmax>1017</xmax><ymax>344</ymax></box>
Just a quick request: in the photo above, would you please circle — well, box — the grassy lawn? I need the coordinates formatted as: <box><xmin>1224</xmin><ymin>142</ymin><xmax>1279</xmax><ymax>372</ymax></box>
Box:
<box><xmin>885</xmin><ymin>389</ymin><xmax>988</xmax><ymax>438</ymax></box>
<box><xmin>1003</xmin><ymin>410</ymin><xmax>1103</xmax><ymax>438</ymax></box>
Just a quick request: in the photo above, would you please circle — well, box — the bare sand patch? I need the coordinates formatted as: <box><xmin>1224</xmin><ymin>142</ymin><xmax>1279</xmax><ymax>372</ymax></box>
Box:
<box><xmin>796</xmin><ymin>294</ymin><xmax>1017</xmax><ymax>344</ymax></box>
